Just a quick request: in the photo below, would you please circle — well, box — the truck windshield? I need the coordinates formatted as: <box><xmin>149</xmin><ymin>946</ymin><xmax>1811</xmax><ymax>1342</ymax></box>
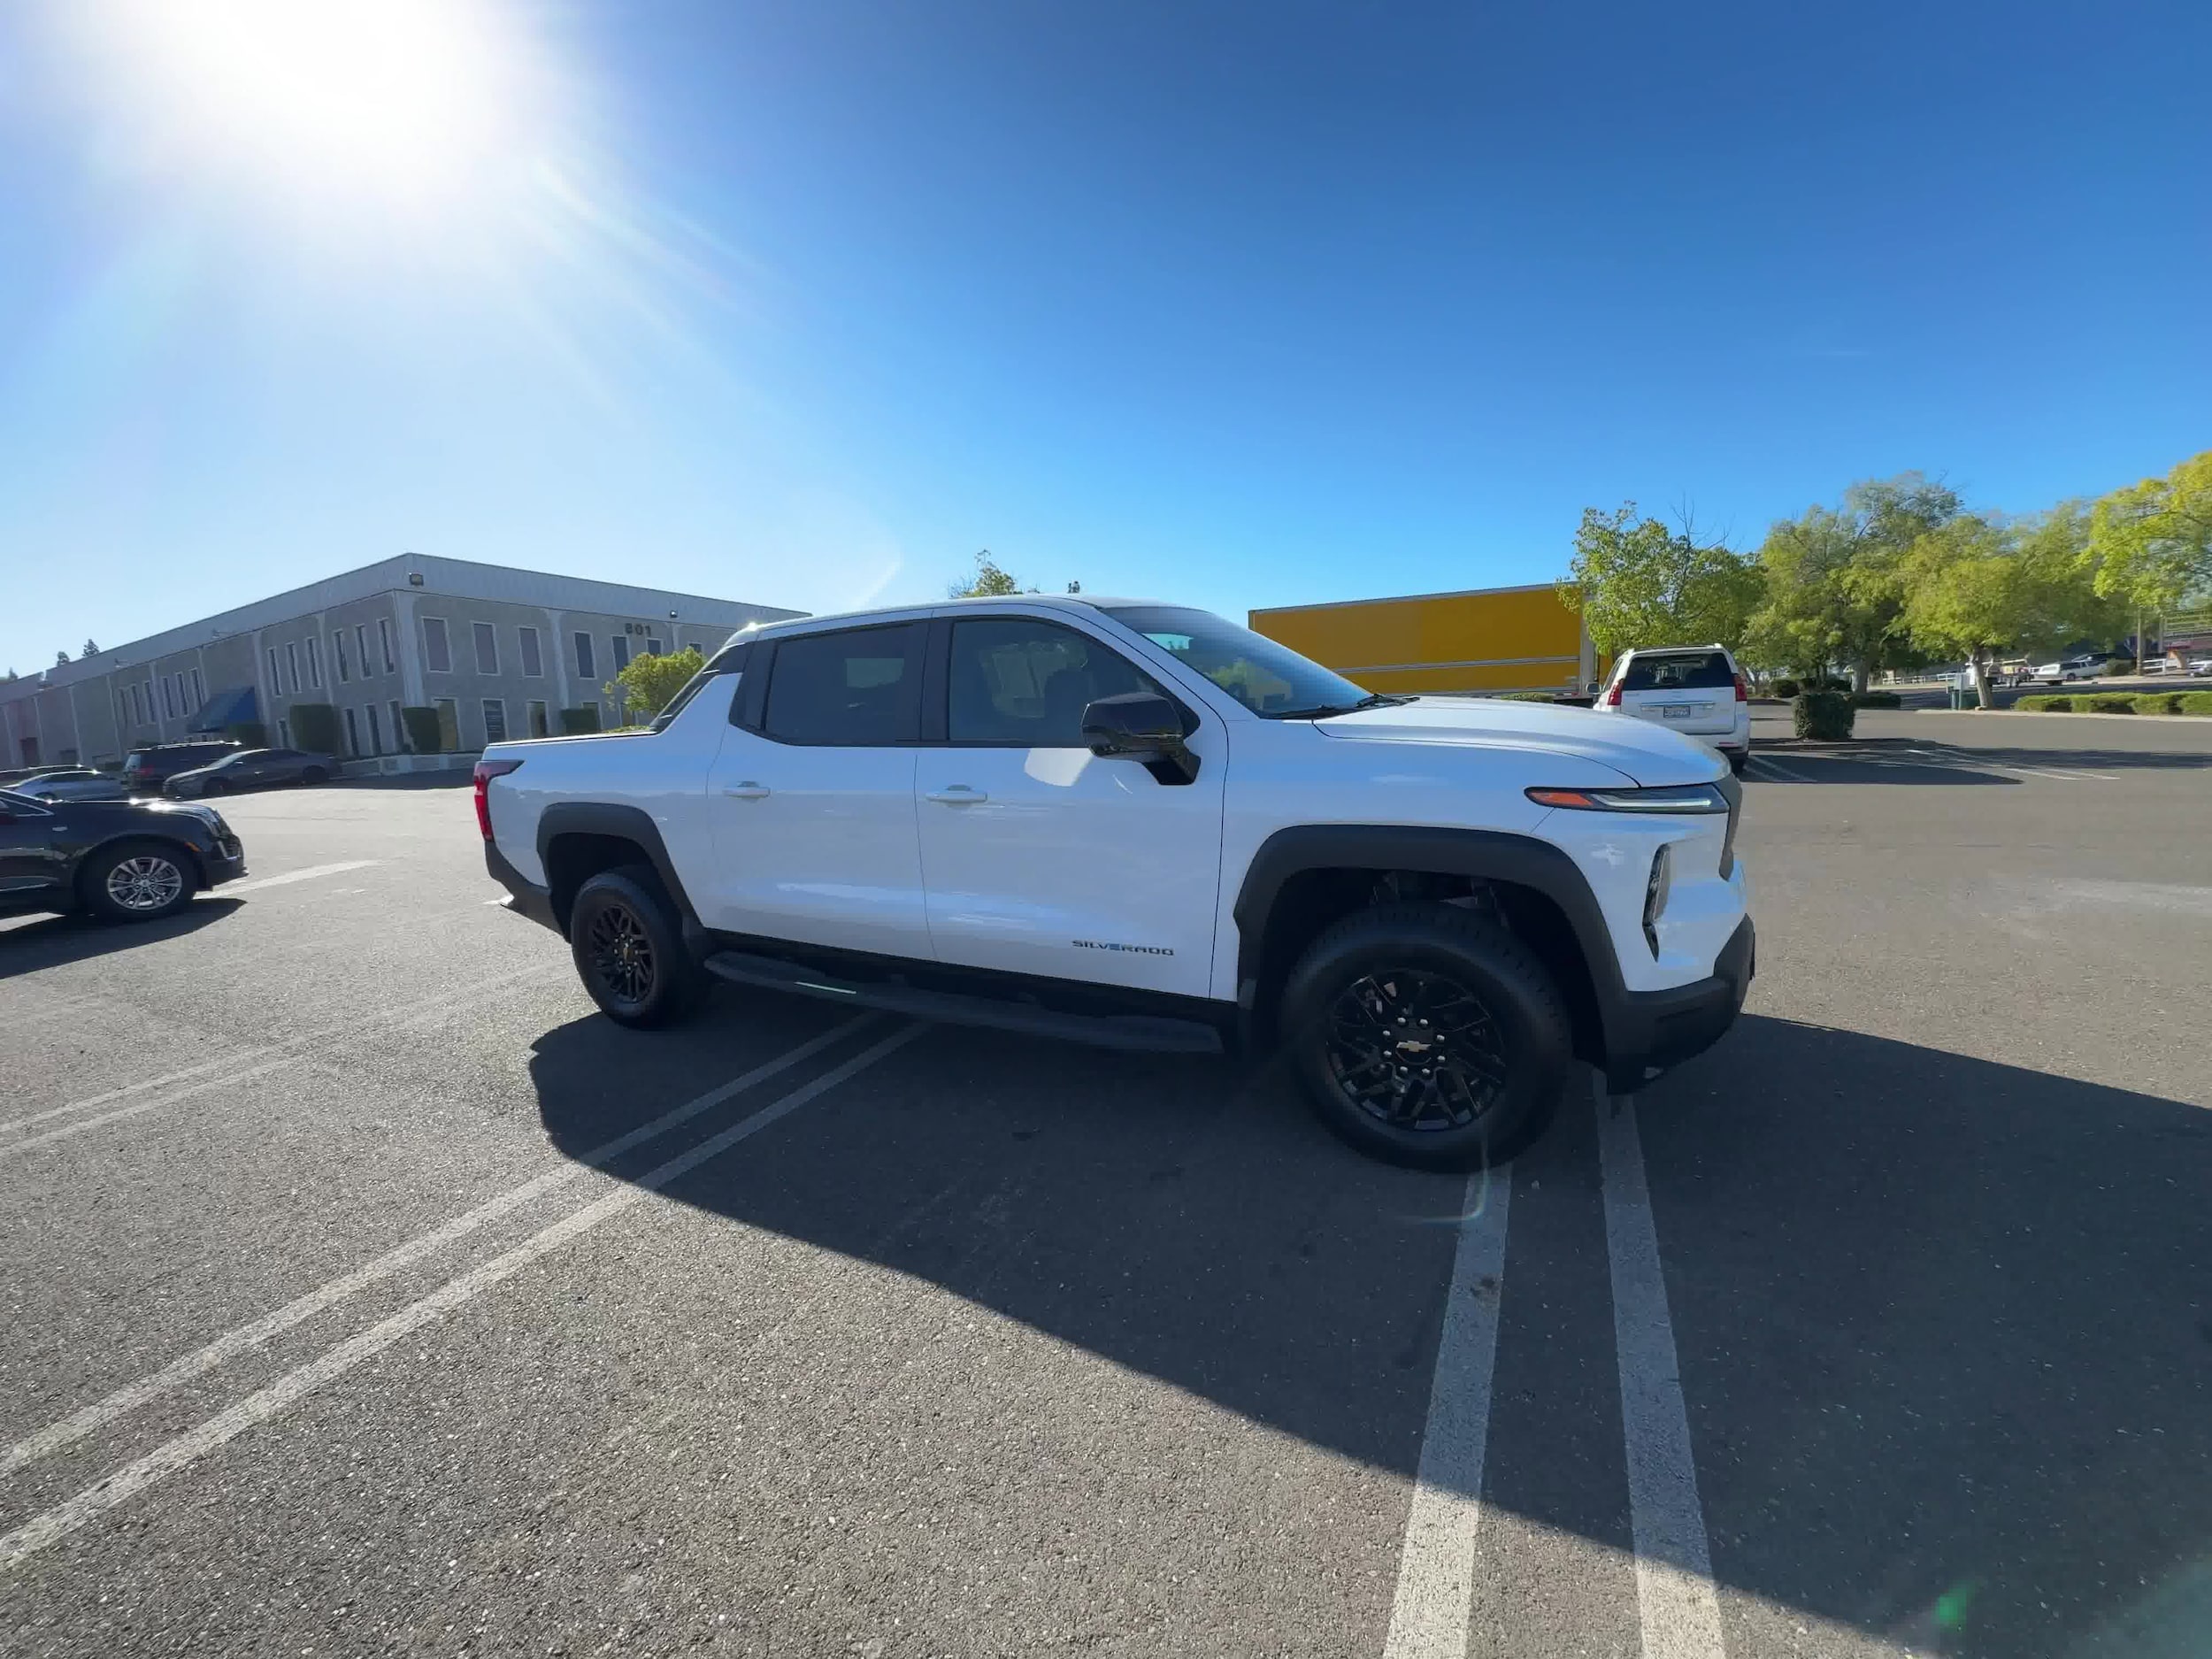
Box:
<box><xmin>1100</xmin><ymin>605</ymin><xmax>1394</xmax><ymax>718</ymax></box>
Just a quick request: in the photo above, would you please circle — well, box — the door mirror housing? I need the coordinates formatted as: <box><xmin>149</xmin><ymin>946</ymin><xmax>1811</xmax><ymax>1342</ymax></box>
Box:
<box><xmin>1081</xmin><ymin>692</ymin><xmax>1197</xmax><ymax>782</ymax></box>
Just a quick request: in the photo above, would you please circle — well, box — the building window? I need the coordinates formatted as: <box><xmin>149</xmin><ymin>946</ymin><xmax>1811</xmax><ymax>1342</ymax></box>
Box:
<box><xmin>366</xmin><ymin>702</ymin><xmax>384</xmax><ymax>755</ymax></box>
<box><xmin>473</xmin><ymin>621</ymin><xmax>499</xmax><ymax>674</ymax></box>
<box><xmin>190</xmin><ymin>667</ymin><xmax>204</xmax><ymax>707</ymax></box>
<box><xmin>526</xmin><ymin>699</ymin><xmax>549</xmax><ymax>737</ymax></box>
<box><xmin>482</xmin><ymin>699</ymin><xmax>508</xmax><ymax>744</ymax></box>
<box><xmin>356</xmin><ymin>624</ymin><xmax>372</xmax><ymax>677</ymax></box>
<box><xmin>342</xmin><ymin>707</ymin><xmax>360</xmax><ymax>756</ymax></box>
<box><xmin>287</xmin><ymin>641</ymin><xmax>301</xmax><ymax>692</ymax></box>
<box><xmin>518</xmin><ymin>626</ymin><xmax>542</xmax><ymax>677</ymax></box>
<box><xmin>305</xmin><ymin>636</ymin><xmax>322</xmax><ymax>688</ymax></box>
<box><xmin>422</xmin><ymin>618</ymin><xmax>451</xmax><ymax>673</ymax></box>
<box><xmin>334</xmin><ymin>629</ymin><xmax>351</xmax><ymax>682</ymax></box>
<box><xmin>161</xmin><ymin>677</ymin><xmax>175</xmax><ymax>718</ymax></box>
<box><xmin>268</xmin><ymin>647</ymin><xmax>283</xmax><ymax>695</ymax></box>
<box><xmin>379</xmin><ymin>618</ymin><xmax>396</xmax><ymax>673</ymax></box>
<box><xmin>573</xmin><ymin>632</ymin><xmax>595</xmax><ymax>680</ymax></box>
<box><xmin>646</xmin><ymin>635</ymin><xmax>664</xmax><ymax>657</ymax></box>
<box><xmin>610</xmin><ymin>634</ymin><xmax>630</xmax><ymax>672</ymax></box>
<box><xmin>388</xmin><ymin>699</ymin><xmax>404</xmax><ymax>751</ymax></box>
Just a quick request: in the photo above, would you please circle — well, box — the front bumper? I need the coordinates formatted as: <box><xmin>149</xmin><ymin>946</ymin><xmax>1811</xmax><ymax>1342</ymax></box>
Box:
<box><xmin>1601</xmin><ymin>914</ymin><xmax>1755</xmax><ymax>1092</ymax></box>
<box><xmin>485</xmin><ymin>841</ymin><xmax>560</xmax><ymax>933</ymax></box>
<box><xmin>202</xmin><ymin>841</ymin><xmax>248</xmax><ymax>886</ymax></box>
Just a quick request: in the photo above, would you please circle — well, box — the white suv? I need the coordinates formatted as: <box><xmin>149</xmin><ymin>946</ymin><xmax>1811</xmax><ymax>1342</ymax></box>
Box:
<box><xmin>1594</xmin><ymin>645</ymin><xmax>1752</xmax><ymax>775</ymax></box>
<box><xmin>477</xmin><ymin>598</ymin><xmax>1754</xmax><ymax>1167</ymax></box>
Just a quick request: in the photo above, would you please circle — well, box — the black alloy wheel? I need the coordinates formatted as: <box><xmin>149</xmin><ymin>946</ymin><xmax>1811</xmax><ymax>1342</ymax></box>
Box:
<box><xmin>586</xmin><ymin>897</ymin><xmax>658</xmax><ymax>1012</ymax></box>
<box><xmin>1324</xmin><ymin>967</ymin><xmax>1508</xmax><ymax>1134</ymax></box>
<box><xmin>566</xmin><ymin>864</ymin><xmax>702</xmax><ymax>1028</ymax></box>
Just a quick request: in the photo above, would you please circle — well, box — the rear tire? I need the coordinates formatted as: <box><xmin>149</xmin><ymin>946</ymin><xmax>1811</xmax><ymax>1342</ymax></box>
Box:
<box><xmin>568</xmin><ymin>865</ymin><xmax>702</xmax><ymax>1028</ymax></box>
<box><xmin>301</xmin><ymin>766</ymin><xmax>329</xmax><ymax>785</ymax></box>
<box><xmin>81</xmin><ymin>840</ymin><xmax>197</xmax><ymax>923</ymax></box>
<box><xmin>1279</xmin><ymin>902</ymin><xmax>1570</xmax><ymax>1169</ymax></box>
<box><xmin>1726</xmin><ymin>749</ymin><xmax>1749</xmax><ymax>776</ymax></box>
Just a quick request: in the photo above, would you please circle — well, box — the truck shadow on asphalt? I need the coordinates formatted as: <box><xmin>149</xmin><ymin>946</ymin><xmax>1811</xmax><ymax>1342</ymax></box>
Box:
<box><xmin>526</xmin><ymin>1004</ymin><xmax>2210</xmax><ymax>1659</ymax></box>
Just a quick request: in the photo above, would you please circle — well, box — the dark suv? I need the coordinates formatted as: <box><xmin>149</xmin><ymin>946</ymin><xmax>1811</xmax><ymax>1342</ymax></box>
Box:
<box><xmin>122</xmin><ymin>741</ymin><xmax>242</xmax><ymax>793</ymax></box>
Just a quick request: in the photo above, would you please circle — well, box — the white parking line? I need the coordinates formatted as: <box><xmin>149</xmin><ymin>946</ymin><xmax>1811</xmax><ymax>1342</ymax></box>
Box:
<box><xmin>1382</xmin><ymin>1166</ymin><xmax>1512</xmax><ymax>1659</ymax></box>
<box><xmin>2</xmin><ymin>1015</ymin><xmax>875</xmax><ymax>1476</ymax></box>
<box><xmin>223</xmin><ymin>860</ymin><xmax>380</xmax><ymax>895</ymax></box>
<box><xmin>0</xmin><ymin>1052</ymin><xmax>267</xmax><ymax>1135</ymax></box>
<box><xmin>0</xmin><ymin>1058</ymin><xmax>301</xmax><ymax>1162</ymax></box>
<box><xmin>0</xmin><ymin>1021</ymin><xmax>923</xmax><ymax>1571</ymax></box>
<box><xmin>1745</xmin><ymin>754</ymin><xmax>1813</xmax><ymax>783</ymax></box>
<box><xmin>1595</xmin><ymin>1079</ymin><xmax>1724</xmax><ymax>1659</ymax></box>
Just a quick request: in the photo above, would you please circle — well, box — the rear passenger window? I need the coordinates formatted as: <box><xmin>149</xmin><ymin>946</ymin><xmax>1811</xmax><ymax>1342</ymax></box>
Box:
<box><xmin>762</xmin><ymin>625</ymin><xmax>924</xmax><ymax>745</ymax></box>
<box><xmin>1620</xmin><ymin>653</ymin><xmax>1734</xmax><ymax>691</ymax></box>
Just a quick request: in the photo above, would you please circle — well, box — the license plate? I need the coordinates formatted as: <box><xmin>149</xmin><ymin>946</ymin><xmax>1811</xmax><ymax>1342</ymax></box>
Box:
<box><xmin>1662</xmin><ymin>704</ymin><xmax>1692</xmax><ymax>718</ymax></box>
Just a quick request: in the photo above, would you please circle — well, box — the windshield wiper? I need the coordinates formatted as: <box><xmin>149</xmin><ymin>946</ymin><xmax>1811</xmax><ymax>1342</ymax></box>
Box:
<box><xmin>1267</xmin><ymin>693</ymin><xmax>1415</xmax><ymax>719</ymax></box>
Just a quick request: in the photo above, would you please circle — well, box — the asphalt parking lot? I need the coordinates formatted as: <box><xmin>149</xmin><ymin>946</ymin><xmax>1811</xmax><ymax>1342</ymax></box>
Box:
<box><xmin>4</xmin><ymin>710</ymin><xmax>2208</xmax><ymax>1659</ymax></box>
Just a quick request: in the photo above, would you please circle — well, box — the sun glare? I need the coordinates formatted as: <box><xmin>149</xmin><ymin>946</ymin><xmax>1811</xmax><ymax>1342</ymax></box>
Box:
<box><xmin>78</xmin><ymin>0</ymin><xmax>549</xmax><ymax>213</ymax></box>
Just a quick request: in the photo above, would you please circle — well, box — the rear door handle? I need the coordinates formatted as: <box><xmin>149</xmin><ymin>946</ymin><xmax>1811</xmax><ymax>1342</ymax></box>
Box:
<box><xmin>925</xmin><ymin>786</ymin><xmax>987</xmax><ymax>805</ymax></box>
<box><xmin>721</xmin><ymin>781</ymin><xmax>771</xmax><ymax>800</ymax></box>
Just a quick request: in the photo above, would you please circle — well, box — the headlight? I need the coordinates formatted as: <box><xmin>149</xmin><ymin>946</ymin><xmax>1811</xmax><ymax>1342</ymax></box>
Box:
<box><xmin>1526</xmin><ymin>782</ymin><xmax>1731</xmax><ymax>813</ymax></box>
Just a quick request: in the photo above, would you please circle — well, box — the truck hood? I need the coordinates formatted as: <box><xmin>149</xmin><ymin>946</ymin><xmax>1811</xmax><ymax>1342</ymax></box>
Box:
<box><xmin>1313</xmin><ymin>696</ymin><xmax>1725</xmax><ymax>785</ymax></box>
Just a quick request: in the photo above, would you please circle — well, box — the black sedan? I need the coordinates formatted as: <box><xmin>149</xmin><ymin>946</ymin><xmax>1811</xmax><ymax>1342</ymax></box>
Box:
<box><xmin>0</xmin><ymin>790</ymin><xmax>246</xmax><ymax>923</ymax></box>
<box><xmin>164</xmin><ymin>747</ymin><xmax>336</xmax><ymax>798</ymax></box>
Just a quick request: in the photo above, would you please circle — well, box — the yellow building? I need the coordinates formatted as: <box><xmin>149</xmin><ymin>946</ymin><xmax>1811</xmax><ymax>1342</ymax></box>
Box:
<box><xmin>1249</xmin><ymin>583</ymin><xmax>1597</xmax><ymax>697</ymax></box>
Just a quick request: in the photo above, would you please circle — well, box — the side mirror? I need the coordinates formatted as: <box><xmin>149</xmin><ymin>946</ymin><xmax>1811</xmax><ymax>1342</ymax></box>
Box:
<box><xmin>1081</xmin><ymin>692</ymin><xmax>1197</xmax><ymax>782</ymax></box>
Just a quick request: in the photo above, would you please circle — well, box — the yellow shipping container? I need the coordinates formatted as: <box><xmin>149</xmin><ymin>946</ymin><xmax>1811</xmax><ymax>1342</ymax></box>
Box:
<box><xmin>1249</xmin><ymin>583</ymin><xmax>1596</xmax><ymax>696</ymax></box>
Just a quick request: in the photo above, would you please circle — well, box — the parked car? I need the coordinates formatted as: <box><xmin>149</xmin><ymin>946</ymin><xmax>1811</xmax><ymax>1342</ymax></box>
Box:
<box><xmin>164</xmin><ymin>747</ymin><xmax>337</xmax><ymax>797</ymax></box>
<box><xmin>2189</xmin><ymin>657</ymin><xmax>2212</xmax><ymax>678</ymax></box>
<box><xmin>0</xmin><ymin>764</ymin><xmax>78</xmax><ymax>788</ymax></box>
<box><xmin>7</xmin><ymin>768</ymin><xmax>133</xmax><ymax>803</ymax></box>
<box><xmin>0</xmin><ymin>789</ymin><xmax>245</xmax><ymax>922</ymax></box>
<box><xmin>1594</xmin><ymin>645</ymin><xmax>1751</xmax><ymax>774</ymax></box>
<box><xmin>476</xmin><ymin>596</ymin><xmax>1754</xmax><ymax>1170</ymax></box>
<box><xmin>122</xmin><ymin>740</ymin><xmax>243</xmax><ymax>792</ymax></box>
<box><xmin>2030</xmin><ymin>655</ymin><xmax>2107</xmax><ymax>684</ymax></box>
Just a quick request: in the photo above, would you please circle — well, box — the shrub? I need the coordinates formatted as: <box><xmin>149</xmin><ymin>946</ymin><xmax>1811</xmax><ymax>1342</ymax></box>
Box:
<box><xmin>1770</xmin><ymin>677</ymin><xmax>1801</xmax><ymax>698</ymax></box>
<box><xmin>1850</xmin><ymin>690</ymin><xmax>1901</xmax><ymax>709</ymax></box>
<box><xmin>223</xmin><ymin>720</ymin><xmax>267</xmax><ymax>747</ymax></box>
<box><xmin>558</xmin><ymin>704</ymin><xmax>603</xmax><ymax>735</ymax></box>
<box><xmin>288</xmin><ymin>702</ymin><xmax>342</xmax><ymax>755</ymax></box>
<box><xmin>2082</xmin><ymin>694</ymin><xmax>2136</xmax><ymax>713</ymax></box>
<box><xmin>399</xmin><ymin>705</ymin><xmax>445</xmax><ymax>753</ymax></box>
<box><xmin>1792</xmin><ymin>689</ymin><xmax>1855</xmax><ymax>741</ymax></box>
<box><xmin>2175</xmin><ymin>691</ymin><xmax>2212</xmax><ymax>716</ymax></box>
<box><xmin>1494</xmin><ymin>689</ymin><xmax>1564</xmax><ymax>702</ymax></box>
<box><xmin>2015</xmin><ymin>695</ymin><xmax>2071</xmax><ymax>711</ymax></box>
<box><xmin>2100</xmin><ymin>657</ymin><xmax>2133</xmax><ymax>677</ymax></box>
<box><xmin>2132</xmin><ymin>692</ymin><xmax>2183</xmax><ymax>714</ymax></box>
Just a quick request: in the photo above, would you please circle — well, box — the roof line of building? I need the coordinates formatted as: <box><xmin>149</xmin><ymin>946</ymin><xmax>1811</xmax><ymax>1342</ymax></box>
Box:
<box><xmin>1248</xmin><ymin>580</ymin><xmax>1568</xmax><ymax>616</ymax></box>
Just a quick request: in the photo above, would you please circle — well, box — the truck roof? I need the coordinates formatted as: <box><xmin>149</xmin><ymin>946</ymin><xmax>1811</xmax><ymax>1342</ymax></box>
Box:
<box><xmin>732</xmin><ymin>593</ymin><xmax>1173</xmax><ymax>640</ymax></box>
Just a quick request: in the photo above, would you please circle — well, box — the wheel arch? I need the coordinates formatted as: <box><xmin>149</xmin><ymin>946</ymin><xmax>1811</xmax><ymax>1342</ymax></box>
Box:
<box><xmin>74</xmin><ymin>832</ymin><xmax>210</xmax><ymax>904</ymax></box>
<box><xmin>1232</xmin><ymin>826</ymin><xmax>1624</xmax><ymax>1064</ymax></box>
<box><xmin>536</xmin><ymin>803</ymin><xmax>703</xmax><ymax>938</ymax></box>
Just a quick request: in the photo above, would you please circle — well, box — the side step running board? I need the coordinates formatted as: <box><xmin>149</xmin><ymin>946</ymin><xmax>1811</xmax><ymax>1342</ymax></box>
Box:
<box><xmin>701</xmin><ymin>950</ymin><xmax>1225</xmax><ymax>1055</ymax></box>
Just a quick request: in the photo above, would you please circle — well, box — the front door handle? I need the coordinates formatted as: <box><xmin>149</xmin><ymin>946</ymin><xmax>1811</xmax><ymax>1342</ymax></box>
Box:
<box><xmin>721</xmin><ymin>781</ymin><xmax>771</xmax><ymax>800</ymax></box>
<box><xmin>925</xmin><ymin>786</ymin><xmax>987</xmax><ymax>805</ymax></box>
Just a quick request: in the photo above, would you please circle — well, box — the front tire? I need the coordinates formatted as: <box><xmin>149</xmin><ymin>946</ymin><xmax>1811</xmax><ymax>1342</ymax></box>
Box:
<box><xmin>568</xmin><ymin>865</ymin><xmax>701</xmax><ymax>1028</ymax></box>
<box><xmin>81</xmin><ymin>840</ymin><xmax>197</xmax><ymax>923</ymax></box>
<box><xmin>300</xmin><ymin>765</ymin><xmax>329</xmax><ymax>785</ymax></box>
<box><xmin>1279</xmin><ymin>902</ymin><xmax>1570</xmax><ymax>1169</ymax></box>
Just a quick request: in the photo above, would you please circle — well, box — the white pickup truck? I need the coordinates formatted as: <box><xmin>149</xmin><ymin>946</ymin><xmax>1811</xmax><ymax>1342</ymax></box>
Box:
<box><xmin>479</xmin><ymin>597</ymin><xmax>1753</xmax><ymax>1166</ymax></box>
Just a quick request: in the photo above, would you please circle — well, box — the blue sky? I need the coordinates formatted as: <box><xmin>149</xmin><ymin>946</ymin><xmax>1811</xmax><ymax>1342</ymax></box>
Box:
<box><xmin>1</xmin><ymin>0</ymin><xmax>2205</xmax><ymax>674</ymax></box>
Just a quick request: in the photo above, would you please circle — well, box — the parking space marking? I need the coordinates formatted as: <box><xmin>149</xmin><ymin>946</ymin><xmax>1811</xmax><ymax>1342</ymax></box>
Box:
<box><xmin>2</xmin><ymin>1015</ymin><xmax>877</xmax><ymax>1477</ymax></box>
<box><xmin>1745</xmin><ymin>754</ymin><xmax>1811</xmax><ymax>783</ymax></box>
<box><xmin>0</xmin><ymin>1057</ymin><xmax>302</xmax><ymax>1163</ymax></box>
<box><xmin>0</xmin><ymin>966</ymin><xmax>558</xmax><ymax>1153</ymax></box>
<box><xmin>0</xmin><ymin>1022</ymin><xmax>924</xmax><ymax>1571</ymax></box>
<box><xmin>1596</xmin><ymin>1079</ymin><xmax>1724</xmax><ymax>1659</ymax></box>
<box><xmin>223</xmin><ymin>860</ymin><xmax>380</xmax><ymax>895</ymax></box>
<box><xmin>1381</xmin><ymin>1167</ymin><xmax>1512</xmax><ymax>1659</ymax></box>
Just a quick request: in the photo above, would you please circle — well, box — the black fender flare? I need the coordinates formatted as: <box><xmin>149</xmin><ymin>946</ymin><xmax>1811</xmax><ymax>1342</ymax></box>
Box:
<box><xmin>535</xmin><ymin>803</ymin><xmax>705</xmax><ymax>935</ymax></box>
<box><xmin>1230</xmin><ymin>824</ymin><xmax>1630</xmax><ymax>1053</ymax></box>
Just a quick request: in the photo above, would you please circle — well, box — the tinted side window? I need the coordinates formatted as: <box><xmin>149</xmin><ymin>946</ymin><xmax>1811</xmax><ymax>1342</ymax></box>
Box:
<box><xmin>762</xmin><ymin>625</ymin><xmax>924</xmax><ymax>746</ymax></box>
<box><xmin>1620</xmin><ymin>652</ymin><xmax>1733</xmax><ymax>691</ymax></box>
<box><xmin>948</xmin><ymin>618</ymin><xmax>1167</xmax><ymax>746</ymax></box>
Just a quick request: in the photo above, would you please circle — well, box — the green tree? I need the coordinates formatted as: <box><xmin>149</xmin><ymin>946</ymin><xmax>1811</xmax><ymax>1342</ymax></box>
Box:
<box><xmin>1557</xmin><ymin>504</ymin><xmax>1763</xmax><ymax>659</ymax></box>
<box><xmin>949</xmin><ymin>550</ymin><xmax>1023</xmax><ymax>597</ymax></box>
<box><xmin>1899</xmin><ymin>505</ymin><xmax>2117</xmax><ymax>709</ymax></box>
<box><xmin>605</xmin><ymin>646</ymin><xmax>705</xmax><ymax>719</ymax></box>
<box><xmin>2088</xmin><ymin>450</ymin><xmax>2212</xmax><ymax>618</ymax></box>
<box><xmin>1745</xmin><ymin>473</ymin><xmax>1962</xmax><ymax>691</ymax></box>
